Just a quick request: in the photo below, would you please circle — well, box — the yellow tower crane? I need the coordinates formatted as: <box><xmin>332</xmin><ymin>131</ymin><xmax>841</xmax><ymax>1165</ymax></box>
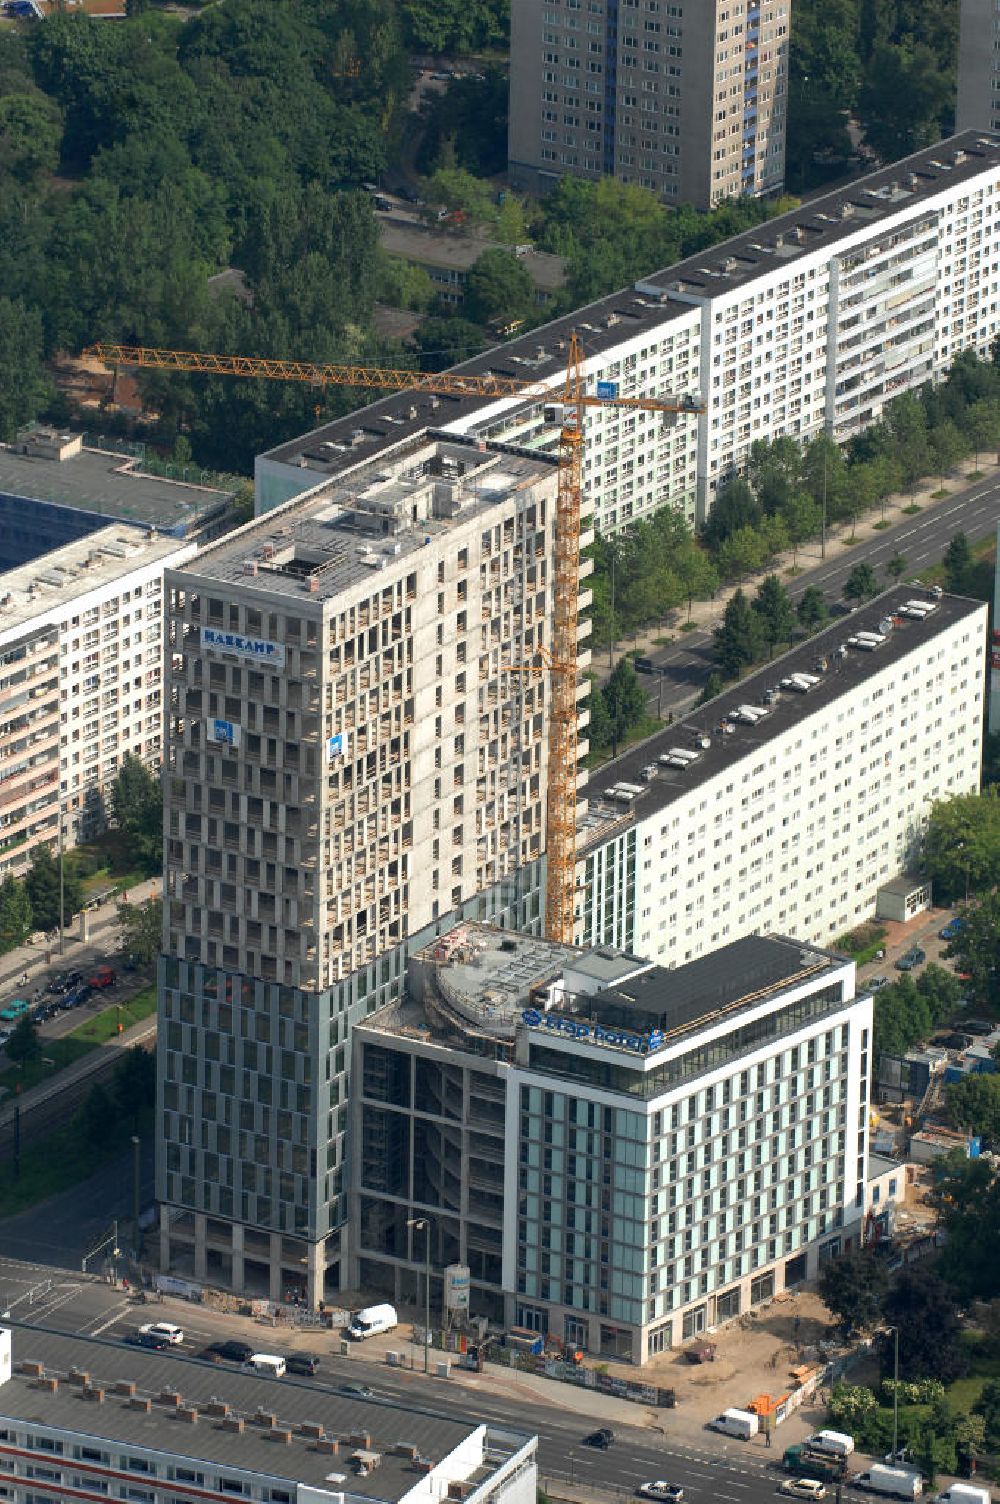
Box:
<box><xmin>84</xmin><ymin>338</ymin><xmax>705</xmax><ymax>945</ymax></box>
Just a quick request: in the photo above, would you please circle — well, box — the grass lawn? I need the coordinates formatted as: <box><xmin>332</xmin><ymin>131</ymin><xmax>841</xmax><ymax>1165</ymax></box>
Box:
<box><xmin>947</xmin><ymin>1339</ymin><xmax>1000</xmax><ymax>1413</ymax></box>
<box><xmin>0</xmin><ymin>1106</ymin><xmax>154</xmax><ymax>1219</ymax></box>
<box><xmin>0</xmin><ymin>984</ymin><xmax>155</xmax><ymax>1094</ymax></box>
<box><xmin>72</xmin><ymin>833</ymin><xmax>155</xmax><ymax>898</ymax></box>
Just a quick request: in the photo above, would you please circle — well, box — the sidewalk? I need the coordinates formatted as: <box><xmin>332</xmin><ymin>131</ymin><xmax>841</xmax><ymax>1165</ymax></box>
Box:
<box><xmin>610</xmin><ymin>453</ymin><xmax>997</xmax><ymax>668</ymax></box>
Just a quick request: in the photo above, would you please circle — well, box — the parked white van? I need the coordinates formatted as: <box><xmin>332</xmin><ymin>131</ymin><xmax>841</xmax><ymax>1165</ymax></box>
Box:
<box><xmin>807</xmin><ymin>1431</ymin><xmax>855</xmax><ymax>1458</ymax></box>
<box><xmin>244</xmin><ymin>1353</ymin><xmax>286</xmax><ymax>1378</ymax></box>
<box><xmin>347</xmin><ymin>1303</ymin><xmax>398</xmax><ymax>1341</ymax></box>
<box><xmin>708</xmin><ymin>1408</ymin><xmax>759</xmax><ymax>1440</ymax></box>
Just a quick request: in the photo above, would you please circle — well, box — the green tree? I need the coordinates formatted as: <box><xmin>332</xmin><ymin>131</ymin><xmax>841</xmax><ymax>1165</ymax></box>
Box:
<box><xmin>24</xmin><ymin>844</ymin><xmax>82</xmax><ymax>932</ymax></box>
<box><xmin>752</xmin><ymin>574</ymin><xmax>794</xmax><ymax>655</ymax></box>
<box><xmin>929</xmin><ymin>418</ymin><xmax>966</xmax><ymax>489</ymax></box>
<box><xmin>943</xmin><ymin>532</ymin><xmax>974</xmax><ymax>595</ymax></box>
<box><xmin>947</xmin><ymin>889</ymin><xmax>1000</xmax><ymax>1008</ymax></box>
<box><xmin>585</xmin><ymin>675</ymin><xmax>613</xmax><ymax>759</ymax></box>
<box><xmin>818</xmin><ymin>1249</ymin><xmax>889</xmax><ymax>1336</ymax></box>
<box><xmin>859</xmin><ymin>43</ymin><xmax>954</xmax><ymax>163</ymax></box>
<box><xmin>109</xmin><ymin>755</ymin><xmax>162</xmax><ymax>873</ymax></box>
<box><xmin>882</xmin><ymin>1267</ymin><xmax>967</xmax><ymax>1382</ymax></box>
<box><xmin>0</xmin><ymin>298</ymin><xmax>52</xmax><ymax>443</ymax></box>
<box><xmin>412</xmin><ymin>316</ymin><xmax>486</xmax><ymax>371</ymax></box>
<box><xmin>779</xmin><ymin>491</ymin><xmax>821</xmax><ymax>566</ymax></box>
<box><xmin>946</xmin><ymin>1073</ymin><xmax>1000</xmax><ymax>1144</ymax></box>
<box><xmin>118</xmin><ymin>896</ymin><xmax>161</xmax><ymax>966</ymax></box>
<box><xmin>673</xmin><ymin>541</ymin><xmax>718</xmax><ymax>621</ymax></box>
<box><xmin>697</xmin><ymin>670</ymin><xmax>725</xmax><ymax>706</ymax></box>
<box><xmin>844</xmin><ymin>560</ymin><xmax>879</xmax><ymax>603</ymax></box>
<box><xmin>922</xmin><ymin>789</ymin><xmax>1000</xmax><ymax>905</ymax></box>
<box><xmin>713</xmin><ymin>588</ymin><xmax>764</xmax><ymax>677</ymax></box>
<box><xmin>112</xmin><ymin>1044</ymin><xmax>155</xmax><ymax>1128</ymax></box>
<box><xmin>701</xmin><ymin>477</ymin><xmax>760</xmax><ymax>550</ymax></box>
<box><xmin>398</xmin><ymin>0</ymin><xmax>508</xmax><ymax>53</ymax></box>
<box><xmin>802</xmin><ymin>431</ymin><xmax>850</xmax><ymax>520</ymax></box>
<box><xmin>976</xmin><ymin>1376</ymin><xmax>1000</xmax><ymax>1449</ymax></box>
<box><xmin>602</xmin><ymin>658</ymin><xmax>648</xmax><ymax>753</ymax></box>
<box><xmin>5</xmin><ymin>1011</ymin><xmax>41</xmax><ymax>1068</ymax></box>
<box><xmin>463</xmin><ymin>249</ymin><xmax>533</xmax><ymax>327</ymax></box>
<box><xmin>77</xmin><ymin>1081</ymin><xmax>118</xmax><ymax>1148</ymax></box>
<box><xmin>796</xmin><ymin>585</ymin><xmax>828</xmax><ymax>633</ymax></box>
<box><xmin>965</xmin><ymin>400</ymin><xmax>1000</xmax><ymax>469</ymax></box>
<box><xmin>931</xmin><ymin>1153</ymin><xmax>1000</xmax><ymax>1301</ymax></box>
<box><xmin>0</xmin><ymin>876</ymin><xmax>32</xmax><ymax>954</ymax></box>
<box><xmin>0</xmin><ymin>92</ymin><xmax>62</xmax><ymax>186</ymax></box>
<box><xmin>884</xmin><ymin>552</ymin><xmax>907</xmax><ymax>582</ymax></box>
<box><xmin>716</xmin><ymin>525</ymin><xmax>766</xmax><ymax>584</ymax></box>
<box><xmin>872</xmin><ymin>974</ymin><xmax>933</xmax><ymax>1067</ymax></box>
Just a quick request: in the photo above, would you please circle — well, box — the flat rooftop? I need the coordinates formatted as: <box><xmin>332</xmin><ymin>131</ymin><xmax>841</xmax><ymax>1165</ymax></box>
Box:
<box><xmin>1</xmin><ymin>1327</ymin><xmax>528</xmax><ymax>1503</ymax></box>
<box><xmin>185</xmin><ymin>434</ymin><xmax>556</xmax><ymax>603</ymax></box>
<box><xmin>0</xmin><ymin>527</ymin><xmax>188</xmax><ymax>636</ymax></box>
<box><xmin>260</xmin><ymin>131</ymin><xmax>1000</xmax><ymax>483</ymax></box>
<box><xmin>379</xmin><ymin>220</ymin><xmax>567</xmax><ymax>292</ymax></box>
<box><xmin>578</xmin><ymin>586</ymin><xmax>986</xmax><ymax>856</ymax></box>
<box><xmin>543</xmin><ymin>934</ymin><xmax>840</xmax><ymax>1049</ymax></box>
<box><xmin>0</xmin><ymin>444</ymin><xmax>231</xmax><ymax>535</ymax></box>
<box><xmin>869</xmin><ymin>1153</ymin><xmax>904</xmax><ymax>1178</ymax></box>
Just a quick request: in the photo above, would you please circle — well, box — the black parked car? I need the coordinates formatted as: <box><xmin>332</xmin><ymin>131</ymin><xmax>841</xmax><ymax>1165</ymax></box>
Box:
<box><xmin>125</xmin><ymin>1331</ymin><xmax>169</xmax><ymax>1350</ymax></box>
<box><xmin>48</xmin><ymin>970</ymin><xmax>82</xmax><ymax>995</ymax></box>
<box><xmin>207</xmin><ymin>1340</ymin><xmax>254</xmax><ymax>1363</ymax></box>
<box><xmin>287</xmin><ymin>1354</ymin><xmax>322</xmax><ymax>1377</ymax></box>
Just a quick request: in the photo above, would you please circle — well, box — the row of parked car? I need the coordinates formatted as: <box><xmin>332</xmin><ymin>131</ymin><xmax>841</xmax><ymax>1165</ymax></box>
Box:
<box><xmin>124</xmin><ymin>1326</ymin><xmax>374</xmax><ymax>1391</ymax></box>
<box><xmin>0</xmin><ymin>966</ymin><xmax>118</xmax><ymax>1045</ymax></box>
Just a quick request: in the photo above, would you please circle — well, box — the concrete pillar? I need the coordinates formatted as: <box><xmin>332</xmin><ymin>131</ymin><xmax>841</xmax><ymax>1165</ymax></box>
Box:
<box><xmin>305</xmin><ymin>1240</ymin><xmax>325</xmax><ymax>1311</ymax></box>
<box><xmin>193</xmin><ymin>1214</ymin><xmax>208</xmax><ymax>1283</ymax></box>
<box><xmin>159</xmin><ymin>1219</ymin><xmax>171</xmax><ymax>1275</ymax></box>
<box><xmin>231</xmin><ymin>1224</ymin><xmax>245</xmax><ymax>1297</ymax></box>
<box><xmin>269</xmin><ymin>1233</ymin><xmax>282</xmax><ymax>1304</ymax></box>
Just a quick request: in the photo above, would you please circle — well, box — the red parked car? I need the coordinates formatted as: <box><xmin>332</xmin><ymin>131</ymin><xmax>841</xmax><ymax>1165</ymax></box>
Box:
<box><xmin>89</xmin><ymin>965</ymin><xmax>117</xmax><ymax>990</ymax></box>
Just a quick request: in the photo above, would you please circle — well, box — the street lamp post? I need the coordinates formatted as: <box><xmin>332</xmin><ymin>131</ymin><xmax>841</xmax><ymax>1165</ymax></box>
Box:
<box><xmin>886</xmin><ymin>1324</ymin><xmax>900</xmax><ymax>1463</ymax></box>
<box><xmin>406</xmin><ymin>1217</ymin><xmax>430</xmax><ymax>1374</ymax></box>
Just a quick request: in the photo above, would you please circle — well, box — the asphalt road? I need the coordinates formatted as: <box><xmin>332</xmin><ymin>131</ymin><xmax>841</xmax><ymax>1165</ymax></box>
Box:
<box><xmin>0</xmin><ymin>1254</ymin><xmax>858</xmax><ymax>1504</ymax></box>
<box><xmin>636</xmin><ymin>472</ymin><xmax>1000</xmax><ymax>717</ymax></box>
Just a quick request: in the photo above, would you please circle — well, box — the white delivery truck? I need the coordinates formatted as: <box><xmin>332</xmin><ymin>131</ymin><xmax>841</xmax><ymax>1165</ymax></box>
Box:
<box><xmin>806</xmin><ymin>1430</ymin><xmax>855</xmax><ymax>1458</ymax></box>
<box><xmin>857</xmin><ymin>1464</ymin><xmax>923</xmax><ymax>1498</ymax></box>
<box><xmin>935</xmin><ymin>1487</ymin><xmax>991</xmax><ymax>1504</ymax></box>
<box><xmin>708</xmin><ymin>1408</ymin><xmax>759</xmax><ymax>1440</ymax></box>
<box><xmin>244</xmin><ymin>1353</ymin><xmax>286</xmax><ymax>1378</ymax></box>
<box><xmin>347</xmin><ymin>1303</ymin><xmax>398</xmax><ymax>1341</ymax></box>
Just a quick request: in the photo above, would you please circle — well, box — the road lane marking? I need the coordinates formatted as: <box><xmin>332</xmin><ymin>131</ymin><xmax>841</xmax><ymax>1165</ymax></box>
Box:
<box><xmin>85</xmin><ymin>1302</ymin><xmax>137</xmax><ymax>1336</ymax></box>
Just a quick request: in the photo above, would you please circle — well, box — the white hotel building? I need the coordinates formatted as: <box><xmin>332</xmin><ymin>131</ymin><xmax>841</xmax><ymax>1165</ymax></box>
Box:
<box><xmin>0</xmin><ymin>528</ymin><xmax>195</xmax><ymax>879</ymax></box>
<box><xmin>350</xmin><ymin>924</ymin><xmax>872</xmax><ymax>1364</ymax></box>
<box><xmin>576</xmin><ymin>587</ymin><xmax>987</xmax><ymax>967</ymax></box>
<box><xmin>257</xmin><ymin>131</ymin><xmax>1000</xmax><ymax>538</ymax></box>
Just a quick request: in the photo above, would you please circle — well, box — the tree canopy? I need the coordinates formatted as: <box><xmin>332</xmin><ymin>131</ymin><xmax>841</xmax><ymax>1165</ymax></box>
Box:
<box><xmin>923</xmin><ymin>790</ymin><xmax>1000</xmax><ymax>905</ymax></box>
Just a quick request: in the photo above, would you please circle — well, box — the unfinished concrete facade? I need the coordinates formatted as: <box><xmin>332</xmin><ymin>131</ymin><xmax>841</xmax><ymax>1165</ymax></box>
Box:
<box><xmin>156</xmin><ymin>432</ymin><xmax>586</xmax><ymax>1302</ymax></box>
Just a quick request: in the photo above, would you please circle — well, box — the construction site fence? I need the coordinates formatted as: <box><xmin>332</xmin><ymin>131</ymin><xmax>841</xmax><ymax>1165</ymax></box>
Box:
<box><xmin>423</xmin><ymin>1328</ymin><xmax>676</xmax><ymax>1409</ymax></box>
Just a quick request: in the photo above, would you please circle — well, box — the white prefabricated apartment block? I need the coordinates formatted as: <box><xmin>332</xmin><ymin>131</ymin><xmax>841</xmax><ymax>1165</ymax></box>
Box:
<box><xmin>350</xmin><ymin>924</ymin><xmax>872</xmax><ymax>1365</ymax></box>
<box><xmin>258</xmin><ymin>132</ymin><xmax>1000</xmax><ymax>538</ymax></box>
<box><xmin>0</xmin><ymin>1327</ymin><xmax>537</xmax><ymax>1504</ymax></box>
<box><xmin>156</xmin><ymin>431</ymin><xmax>590</xmax><ymax>1303</ymax></box>
<box><xmin>576</xmin><ymin>587</ymin><xmax>986</xmax><ymax>966</ymax></box>
<box><xmin>508</xmin><ymin>0</ymin><xmax>791</xmax><ymax>209</ymax></box>
<box><xmin>0</xmin><ymin>527</ymin><xmax>195</xmax><ymax>878</ymax></box>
